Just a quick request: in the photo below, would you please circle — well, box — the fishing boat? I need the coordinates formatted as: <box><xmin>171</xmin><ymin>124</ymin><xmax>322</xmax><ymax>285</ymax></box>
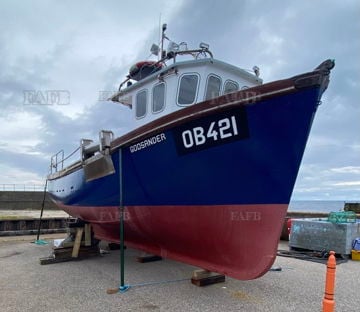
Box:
<box><xmin>47</xmin><ymin>25</ymin><xmax>335</xmax><ymax>280</ymax></box>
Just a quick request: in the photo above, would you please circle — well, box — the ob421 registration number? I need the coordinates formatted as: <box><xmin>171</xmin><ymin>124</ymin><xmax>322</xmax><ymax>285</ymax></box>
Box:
<box><xmin>173</xmin><ymin>107</ymin><xmax>249</xmax><ymax>155</ymax></box>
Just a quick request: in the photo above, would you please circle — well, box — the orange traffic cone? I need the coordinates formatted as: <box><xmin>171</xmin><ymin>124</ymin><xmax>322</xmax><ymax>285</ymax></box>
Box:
<box><xmin>322</xmin><ymin>251</ymin><xmax>336</xmax><ymax>312</ymax></box>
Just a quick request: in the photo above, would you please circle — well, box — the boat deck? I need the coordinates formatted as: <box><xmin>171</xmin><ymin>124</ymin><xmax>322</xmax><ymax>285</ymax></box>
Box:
<box><xmin>0</xmin><ymin>235</ymin><xmax>358</xmax><ymax>311</ymax></box>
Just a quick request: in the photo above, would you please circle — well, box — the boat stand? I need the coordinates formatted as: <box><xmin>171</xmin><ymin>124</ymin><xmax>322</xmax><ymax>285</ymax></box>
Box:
<box><xmin>191</xmin><ymin>269</ymin><xmax>225</xmax><ymax>287</ymax></box>
<box><xmin>40</xmin><ymin>221</ymin><xmax>100</xmax><ymax>265</ymax></box>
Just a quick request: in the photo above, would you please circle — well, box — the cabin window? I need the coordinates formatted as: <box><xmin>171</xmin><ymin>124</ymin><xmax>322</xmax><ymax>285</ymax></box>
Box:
<box><xmin>205</xmin><ymin>75</ymin><xmax>221</xmax><ymax>100</ymax></box>
<box><xmin>177</xmin><ymin>74</ymin><xmax>199</xmax><ymax>105</ymax></box>
<box><xmin>224</xmin><ymin>80</ymin><xmax>239</xmax><ymax>94</ymax></box>
<box><xmin>135</xmin><ymin>90</ymin><xmax>147</xmax><ymax>118</ymax></box>
<box><xmin>152</xmin><ymin>82</ymin><xmax>166</xmax><ymax>113</ymax></box>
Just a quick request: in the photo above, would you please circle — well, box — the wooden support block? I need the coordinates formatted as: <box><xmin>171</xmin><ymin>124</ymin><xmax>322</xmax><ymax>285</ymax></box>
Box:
<box><xmin>40</xmin><ymin>245</ymin><xmax>100</xmax><ymax>265</ymax></box>
<box><xmin>54</xmin><ymin>247</ymin><xmax>74</xmax><ymax>259</ymax></box>
<box><xmin>72</xmin><ymin>227</ymin><xmax>84</xmax><ymax>258</ymax></box>
<box><xmin>77</xmin><ymin>245</ymin><xmax>101</xmax><ymax>258</ymax></box>
<box><xmin>136</xmin><ymin>255</ymin><xmax>163</xmax><ymax>263</ymax></box>
<box><xmin>40</xmin><ymin>256</ymin><xmax>72</xmax><ymax>265</ymax></box>
<box><xmin>39</xmin><ymin>223</ymin><xmax>100</xmax><ymax>265</ymax></box>
<box><xmin>192</xmin><ymin>269</ymin><xmax>212</xmax><ymax>279</ymax></box>
<box><xmin>191</xmin><ymin>274</ymin><xmax>225</xmax><ymax>287</ymax></box>
<box><xmin>61</xmin><ymin>241</ymin><xmax>75</xmax><ymax>248</ymax></box>
<box><xmin>40</xmin><ymin>256</ymin><xmax>59</xmax><ymax>265</ymax></box>
<box><xmin>84</xmin><ymin>224</ymin><xmax>91</xmax><ymax>246</ymax></box>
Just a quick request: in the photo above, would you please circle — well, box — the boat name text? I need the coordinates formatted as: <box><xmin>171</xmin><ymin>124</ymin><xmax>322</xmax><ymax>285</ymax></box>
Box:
<box><xmin>130</xmin><ymin>133</ymin><xmax>166</xmax><ymax>153</ymax></box>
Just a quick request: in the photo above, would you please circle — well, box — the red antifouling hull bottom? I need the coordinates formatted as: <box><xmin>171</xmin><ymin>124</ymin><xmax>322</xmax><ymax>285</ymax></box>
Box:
<box><xmin>59</xmin><ymin>203</ymin><xmax>287</xmax><ymax>280</ymax></box>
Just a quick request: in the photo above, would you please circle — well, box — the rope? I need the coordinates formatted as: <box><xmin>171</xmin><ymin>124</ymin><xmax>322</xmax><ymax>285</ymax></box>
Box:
<box><xmin>277</xmin><ymin>249</ymin><xmax>348</xmax><ymax>264</ymax></box>
<box><xmin>117</xmin><ymin>278</ymin><xmax>190</xmax><ymax>293</ymax></box>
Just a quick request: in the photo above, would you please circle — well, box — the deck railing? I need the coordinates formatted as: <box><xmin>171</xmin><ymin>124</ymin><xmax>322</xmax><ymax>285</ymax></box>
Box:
<box><xmin>0</xmin><ymin>184</ymin><xmax>45</xmax><ymax>192</ymax></box>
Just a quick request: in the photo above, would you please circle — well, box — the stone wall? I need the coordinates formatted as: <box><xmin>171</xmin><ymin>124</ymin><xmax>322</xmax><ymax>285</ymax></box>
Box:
<box><xmin>0</xmin><ymin>191</ymin><xmax>58</xmax><ymax>210</ymax></box>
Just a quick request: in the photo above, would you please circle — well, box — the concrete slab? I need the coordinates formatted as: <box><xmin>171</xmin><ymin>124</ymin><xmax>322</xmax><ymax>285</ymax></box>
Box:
<box><xmin>0</xmin><ymin>236</ymin><xmax>359</xmax><ymax>312</ymax></box>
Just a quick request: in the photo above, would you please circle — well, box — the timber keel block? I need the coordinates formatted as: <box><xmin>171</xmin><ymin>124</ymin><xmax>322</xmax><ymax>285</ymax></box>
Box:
<box><xmin>136</xmin><ymin>254</ymin><xmax>163</xmax><ymax>263</ymax></box>
<box><xmin>191</xmin><ymin>269</ymin><xmax>225</xmax><ymax>287</ymax></box>
<box><xmin>39</xmin><ymin>245</ymin><xmax>100</xmax><ymax>265</ymax></box>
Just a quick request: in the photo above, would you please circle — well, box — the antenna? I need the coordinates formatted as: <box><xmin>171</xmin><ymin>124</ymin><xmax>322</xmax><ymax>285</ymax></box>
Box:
<box><xmin>158</xmin><ymin>14</ymin><xmax>162</xmax><ymax>61</ymax></box>
<box><xmin>149</xmin><ymin>17</ymin><xmax>164</xmax><ymax>59</ymax></box>
<box><xmin>160</xmin><ymin>23</ymin><xmax>167</xmax><ymax>60</ymax></box>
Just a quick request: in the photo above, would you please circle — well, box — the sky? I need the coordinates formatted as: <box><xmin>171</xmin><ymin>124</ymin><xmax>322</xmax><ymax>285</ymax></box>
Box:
<box><xmin>0</xmin><ymin>0</ymin><xmax>359</xmax><ymax>200</ymax></box>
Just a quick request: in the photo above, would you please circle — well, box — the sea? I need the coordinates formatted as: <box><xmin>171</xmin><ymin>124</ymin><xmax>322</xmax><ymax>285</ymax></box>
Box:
<box><xmin>288</xmin><ymin>200</ymin><xmax>349</xmax><ymax>213</ymax></box>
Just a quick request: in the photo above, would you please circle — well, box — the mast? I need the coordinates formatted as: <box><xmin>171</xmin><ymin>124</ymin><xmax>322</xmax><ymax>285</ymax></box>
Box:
<box><xmin>160</xmin><ymin>23</ymin><xmax>167</xmax><ymax>60</ymax></box>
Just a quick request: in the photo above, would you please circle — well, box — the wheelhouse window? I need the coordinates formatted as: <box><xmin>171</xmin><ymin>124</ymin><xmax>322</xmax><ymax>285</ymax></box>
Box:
<box><xmin>152</xmin><ymin>82</ymin><xmax>165</xmax><ymax>113</ymax></box>
<box><xmin>177</xmin><ymin>74</ymin><xmax>199</xmax><ymax>105</ymax></box>
<box><xmin>135</xmin><ymin>90</ymin><xmax>147</xmax><ymax>118</ymax></box>
<box><xmin>224</xmin><ymin>80</ymin><xmax>239</xmax><ymax>94</ymax></box>
<box><xmin>205</xmin><ymin>75</ymin><xmax>221</xmax><ymax>100</ymax></box>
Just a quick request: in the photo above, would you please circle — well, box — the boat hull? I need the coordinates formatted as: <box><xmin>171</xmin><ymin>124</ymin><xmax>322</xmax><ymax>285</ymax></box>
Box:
<box><xmin>58</xmin><ymin>203</ymin><xmax>287</xmax><ymax>280</ymax></box>
<box><xmin>48</xmin><ymin>64</ymin><xmax>333</xmax><ymax>280</ymax></box>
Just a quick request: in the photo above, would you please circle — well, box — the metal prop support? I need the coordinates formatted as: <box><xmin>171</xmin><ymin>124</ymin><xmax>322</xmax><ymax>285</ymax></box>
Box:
<box><xmin>34</xmin><ymin>179</ymin><xmax>49</xmax><ymax>245</ymax></box>
<box><xmin>119</xmin><ymin>148</ymin><xmax>129</xmax><ymax>293</ymax></box>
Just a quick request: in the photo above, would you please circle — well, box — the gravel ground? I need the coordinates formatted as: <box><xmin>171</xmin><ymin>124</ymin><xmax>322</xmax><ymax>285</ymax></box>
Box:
<box><xmin>0</xmin><ymin>235</ymin><xmax>359</xmax><ymax>312</ymax></box>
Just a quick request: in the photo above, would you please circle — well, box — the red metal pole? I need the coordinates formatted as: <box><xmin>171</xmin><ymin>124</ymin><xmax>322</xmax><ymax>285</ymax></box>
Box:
<box><xmin>322</xmin><ymin>251</ymin><xmax>336</xmax><ymax>312</ymax></box>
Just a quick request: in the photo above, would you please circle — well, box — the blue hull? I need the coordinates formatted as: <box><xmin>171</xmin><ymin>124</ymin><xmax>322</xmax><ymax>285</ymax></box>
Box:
<box><xmin>48</xmin><ymin>87</ymin><xmax>320</xmax><ymax>207</ymax></box>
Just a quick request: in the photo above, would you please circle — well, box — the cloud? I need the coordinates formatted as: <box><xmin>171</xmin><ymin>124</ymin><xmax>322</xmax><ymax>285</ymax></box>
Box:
<box><xmin>0</xmin><ymin>111</ymin><xmax>43</xmax><ymax>153</ymax></box>
<box><xmin>0</xmin><ymin>163</ymin><xmax>43</xmax><ymax>186</ymax></box>
<box><xmin>331</xmin><ymin>166</ymin><xmax>360</xmax><ymax>174</ymax></box>
<box><xmin>333</xmin><ymin>181</ymin><xmax>360</xmax><ymax>187</ymax></box>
